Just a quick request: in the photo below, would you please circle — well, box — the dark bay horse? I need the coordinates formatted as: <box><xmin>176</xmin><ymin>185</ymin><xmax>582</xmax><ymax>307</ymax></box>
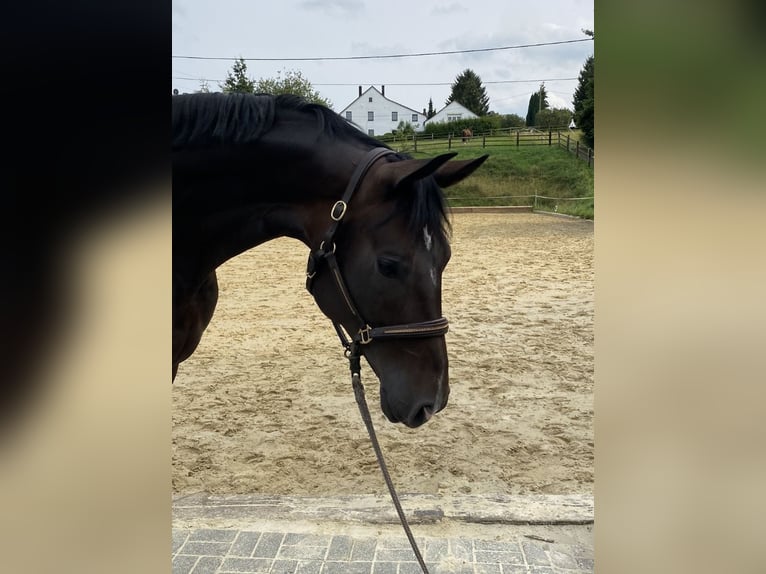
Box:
<box><xmin>173</xmin><ymin>93</ymin><xmax>487</xmax><ymax>428</ymax></box>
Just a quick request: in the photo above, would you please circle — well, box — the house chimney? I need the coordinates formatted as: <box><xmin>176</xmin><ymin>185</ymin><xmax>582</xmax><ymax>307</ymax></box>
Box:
<box><xmin>359</xmin><ymin>85</ymin><xmax>362</xmax><ymax>97</ymax></box>
<box><xmin>381</xmin><ymin>85</ymin><xmax>385</xmax><ymax>97</ymax></box>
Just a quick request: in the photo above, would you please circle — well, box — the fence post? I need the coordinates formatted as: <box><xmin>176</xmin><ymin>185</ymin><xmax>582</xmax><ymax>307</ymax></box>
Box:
<box><xmin>482</xmin><ymin>135</ymin><xmax>486</xmax><ymax>148</ymax></box>
<box><xmin>588</xmin><ymin>148</ymin><xmax>593</xmax><ymax>167</ymax></box>
<box><xmin>413</xmin><ymin>133</ymin><xmax>417</xmax><ymax>153</ymax></box>
<box><xmin>566</xmin><ymin>134</ymin><xmax>570</xmax><ymax>152</ymax></box>
<box><xmin>548</xmin><ymin>130</ymin><xmax>552</xmax><ymax>146</ymax></box>
<box><xmin>576</xmin><ymin>140</ymin><xmax>580</xmax><ymax>160</ymax></box>
<box><xmin>516</xmin><ymin>130</ymin><xmax>520</xmax><ymax>147</ymax></box>
<box><xmin>448</xmin><ymin>134</ymin><xmax>452</xmax><ymax>150</ymax></box>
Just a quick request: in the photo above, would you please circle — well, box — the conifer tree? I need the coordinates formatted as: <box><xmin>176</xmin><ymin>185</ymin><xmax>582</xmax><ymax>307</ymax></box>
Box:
<box><xmin>446</xmin><ymin>69</ymin><xmax>490</xmax><ymax>116</ymax></box>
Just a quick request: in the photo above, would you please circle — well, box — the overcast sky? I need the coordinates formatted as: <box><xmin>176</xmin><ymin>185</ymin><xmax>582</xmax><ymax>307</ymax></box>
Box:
<box><xmin>172</xmin><ymin>0</ymin><xmax>593</xmax><ymax>118</ymax></box>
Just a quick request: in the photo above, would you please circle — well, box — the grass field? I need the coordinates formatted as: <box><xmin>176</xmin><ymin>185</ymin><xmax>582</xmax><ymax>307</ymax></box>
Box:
<box><xmin>381</xmin><ymin>131</ymin><xmax>595</xmax><ymax>219</ymax></box>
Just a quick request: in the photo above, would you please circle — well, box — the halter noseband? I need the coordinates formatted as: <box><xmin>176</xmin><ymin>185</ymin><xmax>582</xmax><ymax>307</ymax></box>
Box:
<box><xmin>305</xmin><ymin>147</ymin><xmax>450</xmax><ymax>356</ymax></box>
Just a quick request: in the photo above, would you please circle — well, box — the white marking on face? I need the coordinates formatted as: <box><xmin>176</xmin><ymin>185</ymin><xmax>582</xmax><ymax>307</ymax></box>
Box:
<box><xmin>430</xmin><ymin>267</ymin><xmax>437</xmax><ymax>286</ymax></box>
<box><xmin>423</xmin><ymin>226</ymin><xmax>433</xmax><ymax>251</ymax></box>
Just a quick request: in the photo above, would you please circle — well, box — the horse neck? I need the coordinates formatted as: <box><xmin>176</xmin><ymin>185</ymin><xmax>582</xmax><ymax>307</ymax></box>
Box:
<box><xmin>174</xmin><ymin>139</ymin><xmax>369</xmax><ymax>275</ymax></box>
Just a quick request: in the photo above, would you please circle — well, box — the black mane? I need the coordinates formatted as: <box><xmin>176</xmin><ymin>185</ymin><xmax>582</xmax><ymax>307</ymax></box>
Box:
<box><xmin>172</xmin><ymin>91</ymin><xmax>450</xmax><ymax>239</ymax></box>
<box><xmin>172</xmin><ymin>92</ymin><xmax>386</xmax><ymax>150</ymax></box>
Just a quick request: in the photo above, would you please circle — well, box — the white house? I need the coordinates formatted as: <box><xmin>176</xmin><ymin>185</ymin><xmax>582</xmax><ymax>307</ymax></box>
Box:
<box><xmin>339</xmin><ymin>86</ymin><xmax>425</xmax><ymax>136</ymax></box>
<box><xmin>423</xmin><ymin>101</ymin><xmax>478</xmax><ymax>127</ymax></box>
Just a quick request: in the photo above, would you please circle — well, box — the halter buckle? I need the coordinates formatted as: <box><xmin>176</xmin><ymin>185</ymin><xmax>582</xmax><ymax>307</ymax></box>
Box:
<box><xmin>358</xmin><ymin>325</ymin><xmax>373</xmax><ymax>345</ymax></box>
<box><xmin>330</xmin><ymin>200</ymin><xmax>347</xmax><ymax>221</ymax></box>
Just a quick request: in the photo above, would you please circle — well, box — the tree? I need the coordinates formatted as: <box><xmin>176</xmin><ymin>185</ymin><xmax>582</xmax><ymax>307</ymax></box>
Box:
<box><xmin>500</xmin><ymin>114</ymin><xmax>525</xmax><ymax>129</ymax></box>
<box><xmin>446</xmin><ymin>69</ymin><xmax>490</xmax><ymax>116</ymax></box>
<box><xmin>572</xmin><ymin>55</ymin><xmax>594</xmax><ymax>148</ymax></box>
<box><xmin>197</xmin><ymin>80</ymin><xmax>210</xmax><ymax>93</ymax></box>
<box><xmin>526</xmin><ymin>83</ymin><xmax>549</xmax><ymax>127</ymax></box>
<box><xmin>426</xmin><ymin>98</ymin><xmax>436</xmax><ymax>119</ymax></box>
<box><xmin>254</xmin><ymin>69</ymin><xmax>332</xmax><ymax>108</ymax></box>
<box><xmin>535</xmin><ymin>107</ymin><xmax>574</xmax><ymax>130</ymax></box>
<box><xmin>221</xmin><ymin>57</ymin><xmax>256</xmax><ymax>93</ymax></box>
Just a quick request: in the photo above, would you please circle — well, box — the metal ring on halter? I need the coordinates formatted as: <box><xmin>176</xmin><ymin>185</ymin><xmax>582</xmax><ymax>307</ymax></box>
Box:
<box><xmin>319</xmin><ymin>240</ymin><xmax>336</xmax><ymax>254</ymax></box>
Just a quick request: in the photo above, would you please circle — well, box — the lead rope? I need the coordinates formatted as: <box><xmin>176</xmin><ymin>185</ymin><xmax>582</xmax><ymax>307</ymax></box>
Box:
<box><xmin>346</xmin><ymin>343</ymin><xmax>430</xmax><ymax>574</ymax></box>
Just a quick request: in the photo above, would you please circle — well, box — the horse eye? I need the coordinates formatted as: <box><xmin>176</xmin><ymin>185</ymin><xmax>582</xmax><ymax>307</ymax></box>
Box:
<box><xmin>377</xmin><ymin>257</ymin><xmax>400</xmax><ymax>278</ymax></box>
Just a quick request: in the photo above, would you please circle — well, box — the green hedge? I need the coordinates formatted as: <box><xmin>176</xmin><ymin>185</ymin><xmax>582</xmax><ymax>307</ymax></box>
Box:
<box><xmin>423</xmin><ymin>116</ymin><xmax>502</xmax><ymax>138</ymax></box>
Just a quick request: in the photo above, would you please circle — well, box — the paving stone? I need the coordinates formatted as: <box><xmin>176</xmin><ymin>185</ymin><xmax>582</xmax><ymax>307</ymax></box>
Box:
<box><xmin>474</xmin><ymin>540</ymin><xmax>520</xmax><ymax>553</ymax></box>
<box><xmin>376</xmin><ymin>547</ymin><xmax>424</xmax><ymax>562</ymax></box>
<box><xmin>522</xmin><ymin>541</ymin><xmax>552</xmax><ymax>566</ymax></box>
<box><xmin>398</xmin><ymin>562</ymin><xmax>426</xmax><ymax>574</ymax></box>
<box><xmin>229</xmin><ymin>531</ymin><xmax>261</xmax><ymax>557</ymax></box>
<box><xmin>372</xmin><ymin>561</ymin><xmax>398</xmax><ymax>574</ymax></box>
<box><xmin>350</xmin><ymin>537</ymin><xmax>377</xmax><ymax>561</ymax></box>
<box><xmin>424</xmin><ymin>538</ymin><xmax>449</xmax><ymax>562</ymax></box>
<box><xmin>283</xmin><ymin>533</ymin><xmax>332</xmax><ymax>547</ymax></box>
<box><xmin>322</xmin><ymin>561</ymin><xmax>373</xmax><ymax>574</ymax></box>
<box><xmin>190</xmin><ymin>556</ymin><xmax>223</xmax><ymax>573</ymax></box>
<box><xmin>294</xmin><ymin>560</ymin><xmax>324</xmax><ymax>574</ymax></box>
<box><xmin>547</xmin><ymin>548</ymin><xmax>579</xmax><ymax>570</ymax></box>
<box><xmin>326</xmin><ymin>535</ymin><xmax>353</xmax><ymax>561</ymax></box>
<box><xmin>253</xmin><ymin>532</ymin><xmax>284</xmax><ymax>559</ymax></box>
<box><xmin>219</xmin><ymin>556</ymin><xmax>273</xmax><ymax>572</ymax></box>
<box><xmin>190</xmin><ymin>528</ymin><xmax>238</xmax><ymax>543</ymax></box>
<box><xmin>278</xmin><ymin>544</ymin><xmax>328</xmax><ymax>560</ymax></box>
<box><xmin>180</xmin><ymin>541</ymin><xmax>232</xmax><ymax>557</ymax></box>
<box><xmin>448</xmin><ymin>538</ymin><xmax>473</xmax><ymax>562</ymax></box>
<box><xmin>474</xmin><ymin>551</ymin><xmax>524</xmax><ymax>565</ymax></box>
<box><xmin>172</xmin><ymin>554</ymin><xmax>198</xmax><ymax>574</ymax></box>
<box><xmin>270</xmin><ymin>559</ymin><xmax>299</xmax><ymax>573</ymax></box>
<box><xmin>473</xmin><ymin>564</ymin><xmax>502</xmax><ymax>574</ymax></box>
<box><xmin>173</xmin><ymin>531</ymin><xmax>190</xmax><ymax>555</ymax></box>
<box><xmin>574</xmin><ymin>556</ymin><xmax>595</xmax><ymax>571</ymax></box>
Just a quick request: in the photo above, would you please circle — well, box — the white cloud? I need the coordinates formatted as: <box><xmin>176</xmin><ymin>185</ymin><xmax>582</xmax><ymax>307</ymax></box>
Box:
<box><xmin>297</xmin><ymin>0</ymin><xmax>365</xmax><ymax>17</ymax></box>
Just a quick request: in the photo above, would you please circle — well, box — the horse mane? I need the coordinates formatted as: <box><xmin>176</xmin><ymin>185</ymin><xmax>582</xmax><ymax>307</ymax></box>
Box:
<box><xmin>172</xmin><ymin>92</ymin><xmax>386</xmax><ymax>150</ymax></box>
<box><xmin>172</xmin><ymin>92</ymin><xmax>450</xmax><ymax>239</ymax></box>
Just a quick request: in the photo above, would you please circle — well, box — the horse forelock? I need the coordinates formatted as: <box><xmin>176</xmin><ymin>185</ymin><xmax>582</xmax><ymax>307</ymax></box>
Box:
<box><xmin>411</xmin><ymin>176</ymin><xmax>452</xmax><ymax>248</ymax></box>
<box><xmin>387</xmin><ymin>154</ymin><xmax>451</xmax><ymax>249</ymax></box>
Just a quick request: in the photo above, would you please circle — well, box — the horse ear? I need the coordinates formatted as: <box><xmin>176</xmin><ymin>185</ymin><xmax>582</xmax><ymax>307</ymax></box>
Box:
<box><xmin>432</xmin><ymin>154</ymin><xmax>490</xmax><ymax>188</ymax></box>
<box><xmin>386</xmin><ymin>153</ymin><xmax>458</xmax><ymax>189</ymax></box>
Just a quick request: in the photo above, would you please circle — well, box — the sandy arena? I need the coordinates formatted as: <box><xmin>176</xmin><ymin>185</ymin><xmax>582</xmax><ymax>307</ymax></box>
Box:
<box><xmin>172</xmin><ymin>212</ymin><xmax>593</xmax><ymax>498</ymax></box>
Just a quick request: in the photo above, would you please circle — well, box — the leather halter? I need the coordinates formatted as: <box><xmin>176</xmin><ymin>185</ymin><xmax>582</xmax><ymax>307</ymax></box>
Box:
<box><xmin>305</xmin><ymin>147</ymin><xmax>450</xmax><ymax>354</ymax></box>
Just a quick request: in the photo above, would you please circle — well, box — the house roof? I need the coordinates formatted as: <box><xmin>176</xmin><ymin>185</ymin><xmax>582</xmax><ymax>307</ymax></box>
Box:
<box><xmin>340</xmin><ymin>86</ymin><xmax>423</xmax><ymax>116</ymax></box>
<box><xmin>424</xmin><ymin>101</ymin><xmax>478</xmax><ymax>124</ymax></box>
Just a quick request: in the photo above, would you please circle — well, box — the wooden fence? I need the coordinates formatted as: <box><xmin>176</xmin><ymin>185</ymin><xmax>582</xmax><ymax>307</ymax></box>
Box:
<box><xmin>379</xmin><ymin>129</ymin><xmax>594</xmax><ymax>168</ymax></box>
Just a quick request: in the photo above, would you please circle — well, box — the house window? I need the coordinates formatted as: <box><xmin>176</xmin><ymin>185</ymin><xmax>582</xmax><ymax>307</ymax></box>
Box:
<box><xmin>369</xmin><ymin>97</ymin><xmax>373</xmax><ymax>102</ymax></box>
<box><xmin>368</xmin><ymin>129</ymin><xmax>374</xmax><ymax>136</ymax></box>
<box><xmin>448</xmin><ymin>114</ymin><xmax>461</xmax><ymax>122</ymax></box>
<box><xmin>345</xmin><ymin>111</ymin><xmax>352</xmax><ymax>121</ymax></box>
<box><xmin>368</xmin><ymin>111</ymin><xmax>374</xmax><ymax>121</ymax></box>
<box><xmin>411</xmin><ymin>114</ymin><xmax>418</xmax><ymax>122</ymax></box>
<box><xmin>391</xmin><ymin>111</ymin><xmax>398</xmax><ymax>122</ymax></box>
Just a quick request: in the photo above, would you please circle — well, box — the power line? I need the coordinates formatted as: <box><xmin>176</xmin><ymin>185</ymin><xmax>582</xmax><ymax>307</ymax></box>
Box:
<box><xmin>171</xmin><ymin>77</ymin><xmax>579</xmax><ymax>86</ymax></box>
<box><xmin>172</xmin><ymin>38</ymin><xmax>592</xmax><ymax>62</ymax></box>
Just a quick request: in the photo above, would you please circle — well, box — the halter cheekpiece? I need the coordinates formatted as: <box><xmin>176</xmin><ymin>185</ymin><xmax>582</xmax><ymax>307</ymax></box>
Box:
<box><xmin>305</xmin><ymin>147</ymin><xmax>450</xmax><ymax>359</ymax></box>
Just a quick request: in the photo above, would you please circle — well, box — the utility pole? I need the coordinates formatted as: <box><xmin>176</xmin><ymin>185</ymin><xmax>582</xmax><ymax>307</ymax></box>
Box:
<box><xmin>539</xmin><ymin>82</ymin><xmax>545</xmax><ymax>113</ymax></box>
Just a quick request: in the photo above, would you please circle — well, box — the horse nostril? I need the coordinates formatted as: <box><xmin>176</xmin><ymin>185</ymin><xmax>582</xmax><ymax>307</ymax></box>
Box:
<box><xmin>407</xmin><ymin>404</ymin><xmax>435</xmax><ymax>427</ymax></box>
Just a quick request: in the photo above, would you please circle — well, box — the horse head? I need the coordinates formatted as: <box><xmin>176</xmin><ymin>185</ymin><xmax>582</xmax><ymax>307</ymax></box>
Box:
<box><xmin>308</xmin><ymin>151</ymin><xmax>487</xmax><ymax>427</ymax></box>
